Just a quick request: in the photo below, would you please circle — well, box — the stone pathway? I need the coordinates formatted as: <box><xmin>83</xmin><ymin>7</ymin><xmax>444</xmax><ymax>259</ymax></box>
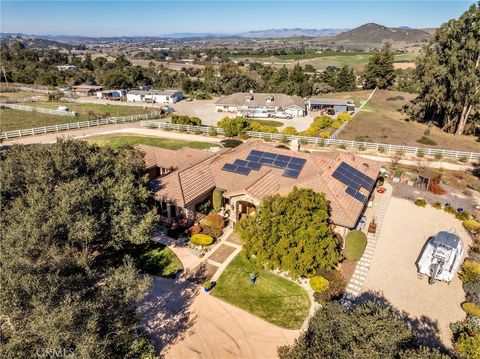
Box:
<box><xmin>342</xmin><ymin>183</ymin><xmax>393</xmax><ymax>304</ymax></box>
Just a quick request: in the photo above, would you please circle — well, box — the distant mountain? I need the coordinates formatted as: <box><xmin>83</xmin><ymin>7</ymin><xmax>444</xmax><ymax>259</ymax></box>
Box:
<box><xmin>331</xmin><ymin>23</ymin><xmax>431</xmax><ymax>43</ymax></box>
<box><xmin>0</xmin><ymin>33</ymin><xmax>75</xmax><ymax>49</ymax></box>
<box><xmin>238</xmin><ymin>28</ymin><xmax>346</xmax><ymax>38</ymax></box>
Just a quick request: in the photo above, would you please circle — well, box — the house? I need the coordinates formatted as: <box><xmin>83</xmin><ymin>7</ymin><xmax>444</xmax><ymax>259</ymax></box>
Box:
<box><xmin>72</xmin><ymin>85</ymin><xmax>103</xmax><ymax>96</ymax></box>
<box><xmin>96</xmin><ymin>90</ymin><xmax>126</xmax><ymax>100</ymax></box>
<box><xmin>215</xmin><ymin>92</ymin><xmax>306</xmax><ymax>117</ymax></box>
<box><xmin>309</xmin><ymin>98</ymin><xmax>355</xmax><ymax>114</ymax></box>
<box><xmin>137</xmin><ymin>140</ymin><xmax>381</xmax><ymax>235</ymax></box>
<box><xmin>57</xmin><ymin>65</ymin><xmax>77</xmax><ymax>71</ymax></box>
<box><xmin>126</xmin><ymin>89</ymin><xmax>183</xmax><ymax>104</ymax></box>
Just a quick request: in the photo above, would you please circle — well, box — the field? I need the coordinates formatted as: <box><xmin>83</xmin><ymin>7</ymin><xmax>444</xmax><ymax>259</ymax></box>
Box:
<box><xmin>128</xmin><ymin>242</ymin><xmax>183</xmax><ymax>278</ymax></box>
<box><xmin>211</xmin><ymin>254</ymin><xmax>310</xmax><ymax>329</ymax></box>
<box><xmin>0</xmin><ymin>91</ymin><xmax>46</xmax><ymax>100</ymax></box>
<box><xmin>88</xmin><ymin>134</ymin><xmax>215</xmax><ymax>150</ymax></box>
<box><xmin>337</xmin><ymin>90</ymin><xmax>480</xmax><ymax>152</ymax></box>
<box><xmin>1</xmin><ymin>102</ymin><xmax>156</xmax><ymax>132</ymax></box>
<box><xmin>231</xmin><ymin>52</ymin><xmax>418</xmax><ymax>71</ymax></box>
<box><xmin>316</xmin><ymin>90</ymin><xmax>372</xmax><ymax>107</ymax></box>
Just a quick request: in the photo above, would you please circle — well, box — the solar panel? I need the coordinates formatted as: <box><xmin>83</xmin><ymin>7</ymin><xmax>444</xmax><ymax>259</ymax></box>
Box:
<box><xmin>250</xmin><ymin>150</ymin><xmax>263</xmax><ymax>157</ymax></box>
<box><xmin>262</xmin><ymin>152</ymin><xmax>277</xmax><ymax>160</ymax></box>
<box><xmin>290</xmin><ymin>157</ymin><xmax>306</xmax><ymax>165</ymax></box>
<box><xmin>246</xmin><ymin>155</ymin><xmax>261</xmax><ymax>163</ymax></box>
<box><xmin>345</xmin><ymin>187</ymin><xmax>357</xmax><ymax>197</ymax></box>
<box><xmin>235</xmin><ymin>166</ymin><xmax>250</xmax><ymax>175</ymax></box>
<box><xmin>277</xmin><ymin>154</ymin><xmax>291</xmax><ymax>162</ymax></box>
<box><xmin>273</xmin><ymin>160</ymin><xmax>289</xmax><ymax>168</ymax></box>
<box><xmin>286</xmin><ymin>162</ymin><xmax>303</xmax><ymax>171</ymax></box>
<box><xmin>246</xmin><ymin>161</ymin><xmax>261</xmax><ymax>170</ymax></box>
<box><xmin>259</xmin><ymin>157</ymin><xmax>274</xmax><ymax>165</ymax></box>
<box><xmin>222</xmin><ymin>163</ymin><xmax>237</xmax><ymax>172</ymax></box>
<box><xmin>233</xmin><ymin>159</ymin><xmax>249</xmax><ymax>167</ymax></box>
<box><xmin>283</xmin><ymin>169</ymin><xmax>301</xmax><ymax>179</ymax></box>
<box><xmin>354</xmin><ymin>193</ymin><xmax>366</xmax><ymax>202</ymax></box>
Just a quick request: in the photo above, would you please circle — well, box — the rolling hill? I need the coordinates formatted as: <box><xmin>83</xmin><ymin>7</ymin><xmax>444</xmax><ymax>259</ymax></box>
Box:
<box><xmin>330</xmin><ymin>23</ymin><xmax>431</xmax><ymax>44</ymax></box>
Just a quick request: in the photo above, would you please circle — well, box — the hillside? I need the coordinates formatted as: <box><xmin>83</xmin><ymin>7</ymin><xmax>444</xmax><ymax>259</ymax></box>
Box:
<box><xmin>239</xmin><ymin>28</ymin><xmax>346</xmax><ymax>38</ymax></box>
<box><xmin>330</xmin><ymin>23</ymin><xmax>431</xmax><ymax>44</ymax></box>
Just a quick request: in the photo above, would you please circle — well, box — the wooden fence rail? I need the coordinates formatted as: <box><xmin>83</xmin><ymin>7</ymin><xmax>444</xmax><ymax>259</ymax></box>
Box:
<box><xmin>140</xmin><ymin>121</ymin><xmax>480</xmax><ymax>161</ymax></box>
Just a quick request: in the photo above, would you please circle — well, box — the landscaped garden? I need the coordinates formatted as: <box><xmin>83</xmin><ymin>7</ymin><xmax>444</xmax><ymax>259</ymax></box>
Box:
<box><xmin>128</xmin><ymin>241</ymin><xmax>183</xmax><ymax>278</ymax></box>
<box><xmin>88</xmin><ymin>135</ymin><xmax>215</xmax><ymax>150</ymax></box>
<box><xmin>211</xmin><ymin>254</ymin><xmax>310</xmax><ymax>329</ymax></box>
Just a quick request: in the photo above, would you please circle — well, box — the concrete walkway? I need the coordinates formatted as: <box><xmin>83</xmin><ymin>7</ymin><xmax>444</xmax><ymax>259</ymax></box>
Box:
<box><xmin>342</xmin><ymin>183</ymin><xmax>393</xmax><ymax>303</ymax></box>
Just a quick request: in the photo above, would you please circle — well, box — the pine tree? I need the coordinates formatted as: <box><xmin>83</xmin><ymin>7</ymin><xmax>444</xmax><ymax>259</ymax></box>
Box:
<box><xmin>363</xmin><ymin>43</ymin><xmax>396</xmax><ymax>89</ymax></box>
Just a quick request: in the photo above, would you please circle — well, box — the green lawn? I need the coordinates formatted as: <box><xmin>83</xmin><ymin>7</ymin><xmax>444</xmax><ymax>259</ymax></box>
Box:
<box><xmin>250</xmin><ymin>119</ymin><xmax>284</xmax><ymax>127</ymax></box>
<box><xmin>211</xmin><ymin>254</ymin><xmax>310</xmax><ymax>329</ymax></box>
<box><xmin>89</xmin><ymin>135</ymin><xmax>216</xmax><ymax>150</ymax></box>
<box><xmin>1</xmin><ymin>102</ymin><xmax>156</xmax><ymax>132</ymax></box>
<box><xmin>128</xmin><ymin>241</ymin><xmax>183</xmax><ymax>278</ymax></box>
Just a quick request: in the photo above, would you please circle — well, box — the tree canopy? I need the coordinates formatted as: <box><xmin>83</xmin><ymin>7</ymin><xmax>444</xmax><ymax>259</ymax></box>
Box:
<box><xmin>236</xmin><ymin>187</ymin><xmax>340</xmax><ymax>278</ymax></box>
<box><xmin>363</xmin><ymin>43</ymin><xmax>396</xmax><ymax>89</ymax></box>
<box><xmin>278</xmin><ymin>299</ymin><xmax>447</xmax><ymax>359</ymax></box>
<box><xmin>409</xmin><ymin>3</ymin><xmax>479</xmax><ymax>135</ymax></box>
<box><xmin>0</xmin><ymin>140</ymin><xmax>158</xmax><ymax>358</ymax></box>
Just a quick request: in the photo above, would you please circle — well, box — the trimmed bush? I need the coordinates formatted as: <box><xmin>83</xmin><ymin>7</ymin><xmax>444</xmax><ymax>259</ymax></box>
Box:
<box><xmin>313</xmin><ymin>269</ymin><xmax>346</xmax><ymax>305</ymax></box>
<box><xmin>190</xmin><ymin>234</ymin><xmax>214</xmax><ymax>246</ymax></box>
<box><xmin>431</xmin><ymin>202</ymin><xmax>442</xmax><ymax>209</ymax></box>
<box><xmin>459</xmin><ymin>260</ymin><xmax>480</xmax><ymax>283</ymax></box>
<box><xmin>337</xmin><ymin>112</ymin><xmax>352</xmax><ymax>122</ymax></box>
<box><xmin>212</xmin><ymin>188</ymin><xmax>223</xmax><ymax>212</ymax></box>
<box><xmin>171</xmin><ymin>114</ymin><xmax>202</xmax><ymax>126</ymax></box>
<box><xmin>416</xmin><ymin>136</ymin><xmax>437</xmax><ymax>146</ymax></box>
<box><xmin>310</xmin><ymin>276</ymin><xmax>329</xmax><ymax>292</ymax></box>
<box><xmin>344</xmin><ymin>230</ymin><xmax>368</xmax><ymax>261</ymax></box>
<box><xmin>463</xmin><ymin>220</ymin><xmax>480</xmax><ymax>233</ymax></box>
<box><xmin>463</xmin><ymin>281</ymin><xmax>480</xmax><ymax>303</ymax></box>
<box><xmin>444</xmin><ymin>205</ymin><xmax>458</xmax><ymax>215</ymax></box>
<box><xmin>414</xmin><ymin>198</ymin><xmax>427</xmax><ymax>207</ymax></box>
<box><xmin>220</xmin><ymin>139</ymin><xmax>243</xmax><ymax>148</ymax></box>
<box><xmin>462</xmin><ymin>302</ymin><xmax>480</xmax><ymax>318</ymax></box>
<box><xmin>283</xmin><ymin>126</ymin><xmax>298</xmax><ymax>135</ymax></box>
<box><xmin>201</xmin><ymin>213</ymin><xmax>224</xmax><ymax>238</ymax></box>
<box><xmin>455</xmin><ymin>210</ymin><xmax>470</xmax><ymax>221</ymax></box>
<box><xmin>319</xmin><ymin>131</ymin><xmax>330</xmax><ymax>138</ymax></box>
<box><xmin>188</xmin><ymin>225</ymin><xmax>202</xmax><ymax>235</ymax></box>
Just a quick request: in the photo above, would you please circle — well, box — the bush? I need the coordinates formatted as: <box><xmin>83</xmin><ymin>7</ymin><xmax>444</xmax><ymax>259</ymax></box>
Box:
<box><xmin>386</xmin><ymin>95</ymin><xmax>405</xmax><ymax>101</ymax></box>
<box><xmin>220</xmin><ymin>139</ymin><xmax>243</xmax><ymax>148</ymax></box>
<box><xmin>451</xmin><ymin>319</ymin><xmax>480</xmax><ymax>359</ymax></box>
<box><xmin>455</xmin><ymin>210</ymin><xmax>470</xmax><ymax>221</ymax></box>
<box><xmin>416</xmin><ymin>136</ymin><xmax>437</xmax><ymax>146</ymax></box>
<box><xmin>344</xmin><ymin>230</ymin><xmax>367</xmax><ymax>261</ymax></box>
<box><xmin>434</xmin><ymin>153</ymin><xmax>443</xmax><ymax>160</ymax></box>
<box><xmin>171</xmin><ymin>114</ymin><xmax>202</xmax><ymax>126</ymax></box>
<box><xmin>337</xmin><ymin>112</ymin><xmax>352</xmax><ymax>122</ymax></box>
<box><xmin>195</xmin><ymin>93</ymin><xmax>212</xmax><ymax>100</ymax></box>
<box><xmin>201</xmin><ymin>213</ymin><xmax>224</xmax><ymax>238</ymax></box>
<box><xmin>208</xmin><ymin>127</ymin><xmax>218</xmax><ymax>137</ymax></box>
<box><xmin>458</xmin><ymin>155</ymin><xmax>468</xmax><ymax>163</ymax></box>
<box><xmin>309</xmin><ymin>276</ymin><xmax>329</xmax><ymax>292</ymax></box>
<box><xmin>459</xmin><ymin>260</ymin><xmax>480</xmax><ymax>283</ymax></box>
<box><xmin>276</xmin><ymin>144</ymin><xmax>290</xmax><ymax>150</ymax></box>
<box><xmin>190</xmin><ymin>234</ymin><xmax>214</xmax><ymax>246</ymax></box>
<box><xmin>414</xmin><ymin>198</ymin><xmax>427</xmax><ymax>207</ymax></box>
<box><xmin>444</xmin><ymin>205</ymin><xmax>458</xmax><ymax>215</ymax></box>
<box><xmin>283</xmin><ymin>126</ymin><xmax>298</xmax><ymax>135</ymax></box>
<box><xmin>303</xmin><ymin>115</ymin><xmax>333</xmax><ymax>136</ymax></box>
<box><xmin>417</xmin><ymin>149</ymin><xmax>425</xmax><ymax>158</ymax></box>
<box><xmin>463</xmin><ymin>281</ymin><xmax>480</xmax><ymax>303</ymax></box>
<box><xmin>331</xmin><ymin>121</ymin><xmax>343</xmax><ymax>129</ymax></box>
<box><xmin>217</xmin><ymin>116</ymin><xmax>251</xmax><ymax>137</ymax></box>
<box><xmin>188</xmin><ymin>224</ymin><xmax>202</xmax><ymax>235</ymax></box>
<box><xmin>462</xmin><ymin>302</ymin><xmax>480</xmax><ymax>318</ymax></box>
<box><xmin>431</xmin><ymin>202</ymin><xmax>442</xmax><ymax>209</ymax></box>
<box><xmin>463</xmin><ymin>220</ymin><xmax>480</xmax><ymax>233</ymax></box>
<box><xmin>313</xmin><ymin>269</ymin><xmax>346</xmax><ymax>305</ymax></box>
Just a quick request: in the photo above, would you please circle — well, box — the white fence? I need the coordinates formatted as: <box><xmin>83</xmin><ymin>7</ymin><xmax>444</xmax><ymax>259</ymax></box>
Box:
<box><xmin>0</xmin><ymin>96</ymin><xmax>46</xmax><ymax>104</ymax></box>
<box><xmin>1</xmin><ymin>103</ymin><xmax>76</xmax><ymax>116</ymax></box>
<box><xmin>0</xmin><ymin>83</ymin><xmax>53</xmax><ymax>94</ymax></box>
<box><xmin>0</xmin><ymin>112</ymin><xmax>162</xmax><ymax>140</ymax></box>
<box><xmin>140</xmin><ymin>121</ymin><xmax>480</xmax><ymax>161</ymax></box>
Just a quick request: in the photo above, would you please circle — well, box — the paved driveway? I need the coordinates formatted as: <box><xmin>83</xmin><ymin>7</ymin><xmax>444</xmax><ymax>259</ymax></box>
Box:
<box><xmin>140</xmin><ymin>276</ymin><xmax>299</xmax><ymax>359</ymax></box>
<box><xmin>362</xmin><ymin>196</ymin><xmax>471</xmax><ymax>348</ymax></box>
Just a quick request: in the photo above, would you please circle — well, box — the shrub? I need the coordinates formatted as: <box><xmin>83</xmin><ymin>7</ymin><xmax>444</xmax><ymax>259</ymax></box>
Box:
<box><xmin>414</xmin><ymin>198</ymin><xmax>427</xmax><ymax>207</ymax></box>
<box><xmin>188</xmin><ymin>225</ymin><xmax>202</xmax><ymax>235</ymax></box>
<box><xmin>416</xmin><ymin>136</ymin><xmax>437</xmax><ymax>146</ymax></box>
<box><xmin>203</xmin><ymin>280</ymin><xmax>213</xmax><ymax>289</ymax></box>
<box><xmin>319</xmin><ymin>131</ymin><xmax>331</xmax><ymax>138</ymax></box>
<box><xmin>201</xmin><ymin>213</ymin><xmax>224</xmax><ymax>238</ymax></box>
<box><xmin>212</xmin><ymin>188</ymin><xmax>223</xmax><ymax>212</ymax></box>
<box><xmin>250</xmin><ymin>122</ymin><xmax>279</xmax><ymax>134</ymax></box>
<box><xmin>310</xmin><ymin>276</ymin><xmax>329</xmax><ymax>292</ymax></box>
<box><xmin>208</xmin><ymin>127</ymin><xmax>218</xmax><ymax>137</ymax></box>
<box><xmin>386</xmin><ymin>95</ymin><xmax>405</xmax><ymax>101</ymax></box>
<box><xmin>220</xmin><ymin>139</ymin><xmax>243</xmax><ymax>148</ymax></box>
<box><xmin>434</xmin><ymin>153</ymin><xmax>443</xmax><ymax>160</ymax></box>
<box><xmin>463</xmin><ymin>281</ymin><xmax>480</xmax><ymax>303</ymax></box>
<box><xmin>463</xmin><ymin>220</ymin><xmax>480</xmax><ymax>233</ymax></box>
<box><xmin>283</xmin><ymin>126</ymin><xmax>298</xmax><ymax>135</ymax></box>
<box><xmin>355</xmin><ymin>135</ymin><xmax>371</xmax><ymax>142</ymax></box>
<box><xmin>378</xmin><ymin>146</ymin><xmax>386</xmax><ymax>153</ymax></box>
<box><xmin>458</xmin><ymin>155</ymin><xmax>468</xmax><ymax>163</ymax></box>
<box><xmin>462</xmin><ymin>302</ymin><xmax>480</xmax><ymax>318</ymax></box>
<box><xmin>455</xmin><ymin>210</ymin><xmax>470</xmax><ymax>221</ymax></box>
<box><xmin>444</xmin><ymin>205</ymin><xmax>458</xmax><ymax>215</ymax></box>
<box><xmin>313</xmin><ymin>269</ymin><xmax>346</xmax><ymax>305</ymax></box>
<box><xmin>217</xmin><ymin>116</ymin><xmax>251</xmax><ymax>137</ymax></box>
<box><xmin>459</xmin><ymin>260</ymin><xmax>480</xmax><ymax>284</ymax></box>
<box><xmin>331</xmin><ymin>121</ymin><xmax>343</xmax><ymax>129</ymax></box>
<box><xmin>171</xmin><ymin>114</ymin><xmax>202</xmax><ymax>126</ymax></box>
<box><xmin>337</xmin><ymin>112</ymin><xmax>352</xmax><ymax>122</ymax></box>
<box><xmin>344</xmin><ymin>230</ymin><xmax>367</xmax><ymax>261</ymax></box>
<box><xmin>337</xmin><ymin>143</ymin><xmax>346</xmax><ymax>150</ymax></box>
<box><xmin>451</xmin><ymin>319</ymin><xmax>480</xmax><ymax>359</ymax></box>
<box><xmin>195</xmin><ymin>93</ymin><xmax>213</xmax><ymax>100</ymax></box>
<box><xmin>431</xmin><ymin>202</ymin><xmax>442</xmax><ymax>209</ymax></box>
<box><xmin>416</xmin><ymin>149</ymin><xmax>425</xmax><ymax>158</ymax></box>
<box><xmin>358</xmin><ymin>144</ymin><xmax>366</xmax><ymax>151</ymax></box>
<box><xmin>303</xmin><ymin>115</ymin><xmax>333</xmax><ymax>136</ymax></box>
<box><xmin>276</xmin><ymin>144</ymin><xmax>290</xmax><ymax>150</ymax></box>
<box><xmin>190</xmin><ymin>234</ymin><xmax>214</xmax><ymax>246</ymax></box>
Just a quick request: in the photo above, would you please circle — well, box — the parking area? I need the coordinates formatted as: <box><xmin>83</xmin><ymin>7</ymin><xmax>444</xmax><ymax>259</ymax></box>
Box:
<box><xmin>362</xmin><ymin>195</ymin><xmax>471</xmax><ymax>347</ymax></box>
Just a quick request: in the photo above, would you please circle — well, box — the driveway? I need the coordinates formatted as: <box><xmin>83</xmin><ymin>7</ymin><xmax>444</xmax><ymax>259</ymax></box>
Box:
<box><xmin>362</xmin><ymin>196</ymin><xmax>471</xmax><ymax>348</ymax></box>
<box><xmin>139</xmin><ymin>276</ymin><xmax>299</xmax><ymax>359</ymax></box>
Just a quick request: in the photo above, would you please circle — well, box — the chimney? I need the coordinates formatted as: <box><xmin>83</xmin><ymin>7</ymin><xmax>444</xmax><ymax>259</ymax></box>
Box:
<box><xmin>290</xmin><ymin>139</ymin><xmax>300</xmax><ymax>152</ymax></box>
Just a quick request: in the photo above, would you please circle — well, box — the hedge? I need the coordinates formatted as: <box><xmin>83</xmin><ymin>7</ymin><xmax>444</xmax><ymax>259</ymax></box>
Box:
<box><xmin>344</xmin><ymin>230</ymin><xmax>368</xmax><ymax>261</ymax></box>
<box><xmin>309</xmin><ymin>276</ymin><xmax>329</xmax><ymax>292</ymax></box>
<box><xmin>459</xmin><ymin>260</ymin><xmax>480</xmax><ymax>283</ymax></box>
<box><xmin>461</xmin><ymin>302</ymin><xmax>480</xmax><ymax>318</ymax></box>
<box><xmin>190</xmin><ymin>234</ymin><xmax>214</xmax><ymax>246</ymax></box>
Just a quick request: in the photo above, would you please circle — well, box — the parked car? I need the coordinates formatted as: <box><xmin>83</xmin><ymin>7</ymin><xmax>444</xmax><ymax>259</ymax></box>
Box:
<box><xmin>270</xmin><ymin>112</ymin><xmax>293</xmax><ymax>119</ymax></box>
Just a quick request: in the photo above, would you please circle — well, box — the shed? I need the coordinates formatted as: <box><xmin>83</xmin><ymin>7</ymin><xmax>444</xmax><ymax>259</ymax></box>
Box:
<box><xmin>415</xmin><ymin>168</ymin><xmax>445</xmax><ymax>194</ymax></box>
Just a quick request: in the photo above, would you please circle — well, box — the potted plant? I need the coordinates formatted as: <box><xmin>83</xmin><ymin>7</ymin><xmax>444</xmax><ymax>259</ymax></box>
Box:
<box><xmin>203</xmin><ymin>280</ymin><xmax>214</xmax><ymax>292</ymax></box>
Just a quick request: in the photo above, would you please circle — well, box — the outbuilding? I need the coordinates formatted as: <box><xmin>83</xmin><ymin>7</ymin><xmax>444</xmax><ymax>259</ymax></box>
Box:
<box><xmin>126</xmin><ymin>89</ymin><xmax>183</xmax><ymax>104</ymax></box>
<box><xmin>309</xmin><ymin>98</ymin><xmax>355</xmax><ymax>114</ymax></box>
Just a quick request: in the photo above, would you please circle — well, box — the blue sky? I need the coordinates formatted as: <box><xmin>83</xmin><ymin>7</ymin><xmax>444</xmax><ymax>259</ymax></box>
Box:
<box><xmin>1</xmin><ymin>1</ymin><xmax>476</xmax><ymax>36</ymax></box>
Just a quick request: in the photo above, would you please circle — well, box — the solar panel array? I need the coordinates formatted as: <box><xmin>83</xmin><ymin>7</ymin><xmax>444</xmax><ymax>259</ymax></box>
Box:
<box><xmin>221</xmin><ymin>150</ymin><xmax>307</xmax><ymax>179</ymax></box>
<box><xmin>332</xmin><ymin>162</ymin><xmax>375</xmax><ymax>203</ymax></box>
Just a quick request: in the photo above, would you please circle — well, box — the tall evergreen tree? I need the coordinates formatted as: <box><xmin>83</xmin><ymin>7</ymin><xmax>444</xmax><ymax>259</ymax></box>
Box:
<box><xmin>410</xmin><ymin>3</ymin><xmax>479</xmax><ymax>135</ymax></box>
<box><xmin>336</xmin><ymin>65</ymin><xmax>357</xmax><ymax>91</ymax></box>
<box><xmin>363</xmin><ymin>43</ymin><xmax>396</xmax><ymax>89</ymax></box>
<box><xmin>0</xmin><ymin>140</ymin><xmax>158</xmax><ymax>358</ymax></box>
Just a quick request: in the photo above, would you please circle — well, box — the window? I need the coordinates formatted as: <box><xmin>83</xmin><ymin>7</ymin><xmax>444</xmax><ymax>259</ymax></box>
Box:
<box><xmin>170</xmin><ymin>205</ymin><xmax>177</xmax><ymax>218</ymax></box>
<box><xmin>157</xmin><ymin>201</ymin><xmax>168</xmax><ymax>216</ymax></box>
